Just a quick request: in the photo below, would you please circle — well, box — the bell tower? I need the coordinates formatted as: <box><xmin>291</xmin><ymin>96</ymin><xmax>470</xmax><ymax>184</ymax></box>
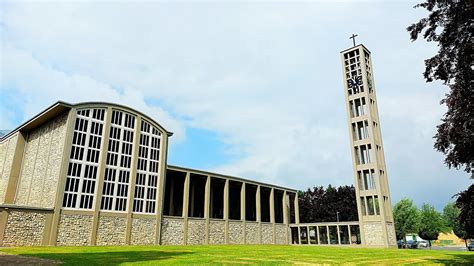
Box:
<box><xmin>340</xmin><ymin>41</ymin><xmax>397</xmax><ymax>247</ymax></box>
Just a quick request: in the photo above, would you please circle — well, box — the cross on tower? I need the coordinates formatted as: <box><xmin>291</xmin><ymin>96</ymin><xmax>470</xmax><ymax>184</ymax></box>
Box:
<box><xmin>349</xmin><ymin>34</ymin><xmax>358</xmax><ymax>47</ymax></box>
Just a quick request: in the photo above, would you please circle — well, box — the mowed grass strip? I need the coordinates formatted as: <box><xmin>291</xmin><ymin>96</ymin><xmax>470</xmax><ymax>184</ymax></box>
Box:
<box><xmin>1</xmin><ymin>245</ymin><xmax>473</xmax><ymax>265</ymax></box>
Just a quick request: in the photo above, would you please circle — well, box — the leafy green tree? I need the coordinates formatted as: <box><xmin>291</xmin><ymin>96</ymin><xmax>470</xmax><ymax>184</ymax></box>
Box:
<box><xmin>418</xmin><ymin>203</ymin><xmax>445</xmax><ymax>248</ymax></box>
<box><xmin>393</xmin><ymin>198</ymin><xmax>420</xmax><ymax>247</ymax></box>
<box><xmin>455</xmin><ymin>184</ymin><xmax>474</xmax><ymax>248</ymax></box>
<box><xmin>442</xmin><ymin>202</ymin><xmax>460</xmax><ymax>231</ymax></box>
<box><xmin>407</xmin><ymin>1</ymin><xmax>474</xmax><ymax>177</ymax></box>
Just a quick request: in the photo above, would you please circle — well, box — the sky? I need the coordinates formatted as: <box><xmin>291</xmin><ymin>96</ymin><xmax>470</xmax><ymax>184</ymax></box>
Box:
<box><xmin>0</xmin><ymin>1</ymin><xmax>471</xmax><ymax>211</ymax></box>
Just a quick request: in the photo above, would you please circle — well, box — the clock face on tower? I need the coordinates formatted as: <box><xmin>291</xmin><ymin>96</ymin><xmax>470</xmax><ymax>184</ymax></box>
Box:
<box><xmin>348</xmin><ymin>75</ymin><xmax>363</xmax><ymax>92</ymax></box>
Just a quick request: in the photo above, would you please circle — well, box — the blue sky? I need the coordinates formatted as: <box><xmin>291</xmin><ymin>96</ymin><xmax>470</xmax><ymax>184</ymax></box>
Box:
<box><xmin>1</xmin><ymin>1</ymin><xmax>472</xmax><ymax>210</ymax></box>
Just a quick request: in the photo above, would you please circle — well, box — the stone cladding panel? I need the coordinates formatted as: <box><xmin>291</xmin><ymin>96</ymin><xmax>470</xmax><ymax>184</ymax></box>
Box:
<box><xmin>261</xmin><ymin>223</ymin><xmax>274</xmax><ymax>244</ymax></box>
<box><xmin>187</xmin><ymin>219</ymin><xmax>206</xmax><ymax>245</ymax></box>
<box><xmin>57</xmin><ymin>214</ymin><xmax>93</xmax><ymax>246</ymax></box>
<box><xmin>15</xmin><ymin>113</ymin><xmax>68</xmax><ymax>208</ymax></box>
<box><xmin>0</xmin><ymin>134</ymin><xmax>19</xmax><ymax>204</ymax></box>
<box><xmin>161</xmin><ymin>218</ymin><xmax>184</xmax><ymax>245</ymax></box>
<box><xmin>131</xmin><ymin>217</ymin><xmax>156</xmax><ymax>245</ymax></box>
<box><xmin>386</xmin><ymin>223</ymin><xmax>397</xmax><ymax>246</ymax></box>
<box><xmin>245</xmin><ymin>222</ymin><xmax>260</xmax><ymax>244</ymax></box>
<box><xmin>208</xmin><ymin>220</ymin><xmax>225</xmax><ymax>245</ymax></box>
<box><xmin>228</xmin><ymin>221</ymin><xmax>244</xmax><ymax>244</ymax></box>
<box><xmin>275</xmin><ymin>224</ymin><xmax>288</xmax><ymax>244</ymax></box>
<box><xmin>2</xmin><ymin>210</ymin><xmax>46</xmax><ymax>246</ymax></box>
<box><xmin>363</xmin><ymin>222</ymin><xmax>384</xmax><ymax>246</ymax></box>
<box><xmin>96</xmin><ymin>216</ymin><xmax>127</xmax><ymax>246</ymax></box>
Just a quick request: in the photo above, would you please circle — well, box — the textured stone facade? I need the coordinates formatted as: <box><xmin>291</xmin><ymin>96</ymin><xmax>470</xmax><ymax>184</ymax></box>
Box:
<box><xmin>15</xmin><ymin>113</ymin><xmax>68</xmax><ymax>208</ymax></box>
<box><xmin>245</xmin><ymin>222</ymin><xmax>260</xmax><ymax>244</ymax></box>
<box><xmin>363</xmin><ymin>222</ymin><xmax>384</xmax><ymax>246</ymax></box>
<box><xmin>275</xmin><ymin>224</ymin><xmax>288</xmax><ymax>244</ymax></box>
<box><xmin>2</xmin><ymin>210</ymin><xmax>46</xmax><ymax>246</ymax></box>
<box><xmin>0</xmin><ymin>134</ymin><xmax>19</xmax><ymax>204</ymax></box>
<box><xmin>161</xmin><ymin>218</ymin><xmax>184</xmax><ymax>245</ymax></box>
<box><xmin>187</xmin><ymin>219</ymin><xmax>206</xmax><ymax>245</ymax></box>
<box><xmin>57</xmin><ymin>214</ymin><xmax>93</xmax><ymax>246</ymax></box>
<box><xmin>261</xmin><ymin>223</ymin><xmax>274</xmax><ymax>244</ymax></box>
<box><xmin>386</xmin><ymin>223</ymin><xmax>397</xmax><ymax>246</ymax></box>
<box><xmin>209</xmin><ymin>220</ymin><xmax>225</xmax><ymax>245</ymax></box>
<box><xmin>96</xmin><ymin>216</ymin><xmax>127</xmax><ymax>246</ymax></box>
<box><xmin>131</xmin><ymin>217</ymin><xmax>156</xmax><ymax>245</ymax></box>
<box><xmin>228</xmin><ymin>221</ymin><xmax>244</xmax><ymax>244</ymax></box>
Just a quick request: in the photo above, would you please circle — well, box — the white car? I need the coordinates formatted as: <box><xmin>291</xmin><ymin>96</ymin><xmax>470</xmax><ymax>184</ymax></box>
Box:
<box><xmin>418</xmin><ymin>240</ymin><xmax>429</xmax><ymax>248</ymax></box>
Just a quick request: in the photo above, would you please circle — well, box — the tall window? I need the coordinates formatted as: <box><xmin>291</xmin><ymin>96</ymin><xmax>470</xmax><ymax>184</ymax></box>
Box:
<box><xmin>100</xmin><ymin>110</ymin><xmax>135</xmax><ymax>212</ymax></box>
<box><xmin>133</xmin><ymin>120</ymin><xmax>160</xmax><ymax>213</ymax></box>
<box><xmin>63</xmin><ymin>108</ymin><xmax>105</xmax><ymax>209</ymax></box>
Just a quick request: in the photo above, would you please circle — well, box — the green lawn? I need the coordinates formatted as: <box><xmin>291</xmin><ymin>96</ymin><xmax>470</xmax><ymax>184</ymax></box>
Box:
<box><xmin>1</xmin><ymin>245</ymin><xmax>473</xmax><ymax>265</ymax></box>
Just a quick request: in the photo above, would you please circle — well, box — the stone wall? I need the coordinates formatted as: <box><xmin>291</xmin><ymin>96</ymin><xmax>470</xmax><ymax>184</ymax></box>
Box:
<box><xmin>245</xmin><ymin>222</ymin><xmax>259</xmax><ymax>244</ymax></box>
<box><xmin>187</xmin><ymin>219</ymin><xmax>206</xmax><ymax>245</ymax></box>
<box><xmin>2</xmin><ymin>210</ymin><xmax>46</xmax><ymax>246</ymax></box>
<box><xmin>363</xmin><ymin>222</ymin><xmax>384</xmax><ymax>246</ymax></box>
<box><xmin>261</xmin><ymin>223</ymin><xmax>274</xmax><ymax>244</ymax></box>
<box><xmin>16</xmin><ymin>113</ymin><xmax>68</xmax><ymax>208</ymax></box>
<box><xmin>386</xmin><ymin>223</ymin><xmax>397</xmax><ymax>246</ymax></box>
<box><xmin>208</xmin><ymin>220</ymin><xmax>225</xmax><ymax>245</ymax></box>
<box><xmin>131</xmin><ymin>217</ymin><xmax>156</xmax><ymax>245</ymax></box>
<box><xmin>96</xmin><ymin>216</ymin><xmax>127</xmax><ymax>246</ymax></box>
<box><xmin>161</xmin><ymin>217</ymin><xmax>184</xmax><ymax>245</ymax></box>
<box><xmin>0</xmin><ymin>134</ymin><xmax>19</xmax><ymax>204</ymax></box>
<box><xmin>275</xmin><ymin>224</ymin><xmax>288</xmax><ymax>244</ymax></box>
<box><xmin>57</xmin><ymin>214</ymin><xmax>93</xmax><ymax>246</ymax></box>
<box><xmin>228</xmin><ymin>221</ymin><xmax>244</xmax><ymax>244</ymax></box>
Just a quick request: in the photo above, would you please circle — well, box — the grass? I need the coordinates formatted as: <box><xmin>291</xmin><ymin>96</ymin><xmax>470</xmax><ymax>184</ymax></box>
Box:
<box><xmin>1</xmin><ymin>245</ymin><xmax>473</xmax><ymax>265</ymax></box>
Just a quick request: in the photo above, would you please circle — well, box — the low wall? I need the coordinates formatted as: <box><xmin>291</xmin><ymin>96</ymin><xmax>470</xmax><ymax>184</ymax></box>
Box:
<box><xmin>1</xmin><ymin>209</ymin><xmax>48</xmax><ymax>246</ymax></box>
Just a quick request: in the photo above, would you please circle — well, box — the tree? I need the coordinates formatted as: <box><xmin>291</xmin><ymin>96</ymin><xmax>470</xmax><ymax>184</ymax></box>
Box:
<box><xmin>407</xmin><ymin>1</ymin><xmax>474</xmax><ymax>177</ymax></box>
<box><xmin>393</xmin><ymin>198</ymin><xmax>420</xmax><ymax>247</ymax></box>
<box><xmin>298</xmin><ymin>185</ymin><xmax>358</xmax><ymax>223</ymax></box>
<box><xmin>455</xmin><ymin>184</ymin><xmax>474</xmax><ymax>248</ymax></box>
<box><xmin>442</xmin><ymin>202</ymin><xmax>460</xmax><ymax>230</ymax></box>
<box><xmin>418</xmin><ymin>203</ymin><xmax>445</xmax><ymax>248</ymax></box>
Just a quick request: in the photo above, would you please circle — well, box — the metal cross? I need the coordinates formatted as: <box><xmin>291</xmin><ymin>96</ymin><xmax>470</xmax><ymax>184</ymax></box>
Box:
<box><xmin>350</xmin><ymin>34</ymin><xmax>358</xmax><ymax>47</ymax></box>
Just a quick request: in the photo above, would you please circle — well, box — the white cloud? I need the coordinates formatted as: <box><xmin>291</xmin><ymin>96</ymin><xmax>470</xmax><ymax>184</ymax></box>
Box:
<box><xmin>1</xmin><ymin>1</ymin><xmax>471</xmax><ymax>211</ymax></box>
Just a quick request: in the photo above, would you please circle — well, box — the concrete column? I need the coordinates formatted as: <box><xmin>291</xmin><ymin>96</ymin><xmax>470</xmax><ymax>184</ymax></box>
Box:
<box><xmin>297</xmin><ymin>226</ymin><xmax>301</xmax><ymax>245</ymax></box>
<box><xmin>282</xmin><ymin>191</ymin><xmax>289</xmax><ymax>244</ymax></box>
<box><xmin>241</xmin><ymin>182</ymin><xmax>246</xmax><ymax>244</ymax></box>
<box><xmin>49</xmin><ymin>109</ymin><xmax>76</xmax><ymax>245</ymax></box>
<box><xmin>256</xmin><ymin>185</ymin><xmax>261</xmax><ymax>244</ymax></box>
<box><xmin>4</xmin><ymin>132</ymin><xmax>26</xmax><ymax>204</ymax></box>
<box><xmin>182</xmin><ymin>172</ymin><xmax>190</xmax><ymax>244</ymax></box>
<box><xmin>294</xmin><ymin>193</ymin><xmax>300</xmax><ymax>224</ymax></box>
<box><xmin>270</xmin><ymin>188</ymin><xmax>275</xmax><ymax>244</ymax></box>
<box><xmin>316</xmin><ymin>226</ymin><xmax>320</xmax><ymax>245</ymax></box>
<box><xmin>307</xmin><ymin>226</ymin><xmax>310</xmax><ymax>244</ymax></box>
<box><xmin>125</xmin><ymin>116</ymin><xmax>142</xmax><ymax>245</ymax></box>
<box><xmin>223</xmin><ymin>179</ymin><xmax>229</xmax><ymax>244</ymax></box>
<box><xmin>348</xmin><ymin>225</ymin><xmax>352</xmax><ymax>245</ymax></box>
<box><xmin>326</xmin><ymin>225</ymin><xmax>330</xmax><ymax>244</ymax></box>
<box><xmin>204</xmin><ymin>175</ymin><xmax>211</xmax><ymax>244</ymax></box>
<box><xmin>337</xmin><ymin>225</ymin><xmax>341</xmax><ymax>245</ymax></box>
<box><xmin>155</xmin><ymin>132</ymin><xmax>169</xmax><ymax>245</ymax></box>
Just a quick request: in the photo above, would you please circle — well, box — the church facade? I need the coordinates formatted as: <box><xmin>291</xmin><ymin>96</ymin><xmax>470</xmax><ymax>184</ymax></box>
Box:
<box><xmin>0</xmin><ymin>101</ymin><xmax>299</xmax><ymax>246</ymax></box>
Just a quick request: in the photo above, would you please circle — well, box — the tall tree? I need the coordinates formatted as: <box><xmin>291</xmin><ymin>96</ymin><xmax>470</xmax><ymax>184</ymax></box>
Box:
<box><xmin>442</xmin><ymin>202</ymin><xmax>460</xmax><ymax>231</ymax></box>
<box><xmin>407</xmin><ymin>1</ymin><xmax>474</xmax><ymax>177</ymax></box>
<box><xmin>298</xmin><ymin>185</ymin><xmax>358</xmax><ymax>223</ymax></box>
<box><xmin>455</xmin><ymin>184</ymin><xmax>474</xmax><ymax>247</ymax></box>
<box><xmin>393</xmin><ymin>198</ymin><xmax>420</xmax><ymax>247</ymax></box>
<box><xmin>418</xmin><ymin>203</ymin><xmax>445</xmax><ymax>248</ymax></box>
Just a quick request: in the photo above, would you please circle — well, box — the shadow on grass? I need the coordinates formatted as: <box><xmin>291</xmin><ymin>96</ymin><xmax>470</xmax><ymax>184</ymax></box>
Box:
<box><xmin>21</xmin><ymin>250</ymin><xmax>193</xmax><ymax>265</ymax></box>
<box><xmin>428</xmin><ymin>253</ymin><xmax>474</xmax><ymax>265</ymax></box>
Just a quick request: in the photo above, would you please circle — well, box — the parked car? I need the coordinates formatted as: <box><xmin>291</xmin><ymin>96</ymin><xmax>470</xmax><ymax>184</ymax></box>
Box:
<box><xmin>418</xmin><ymin>240</ymin><xmax>429</xmax><ymax>248</ymax></box>
<box><xmin>468</xmin><ymin>241</ymin><xmax>474</xmax><ymax>251</ymax></box>
<box><xmin>406</xmin><ymin>240</ymin><xmax>418</xmax><ymax>249</ymax></box>
<box><xmin>397</xmin><ymin>240</ymin><xmax>405</xmax><ymax>248</ymax></box>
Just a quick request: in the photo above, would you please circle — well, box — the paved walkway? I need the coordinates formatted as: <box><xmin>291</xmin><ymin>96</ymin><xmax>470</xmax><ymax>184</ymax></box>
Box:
<box><xmin>0</xmin><ymin>252</ymin><xmax>61</xmax><ymax>265</ymax></box>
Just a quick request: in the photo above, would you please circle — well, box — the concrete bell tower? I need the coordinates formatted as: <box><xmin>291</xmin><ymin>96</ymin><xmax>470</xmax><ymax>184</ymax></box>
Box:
<box><xmin>340</xmin><ymin>40</ymin><xmax>397</xmax><ymax>247</ymax></box>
